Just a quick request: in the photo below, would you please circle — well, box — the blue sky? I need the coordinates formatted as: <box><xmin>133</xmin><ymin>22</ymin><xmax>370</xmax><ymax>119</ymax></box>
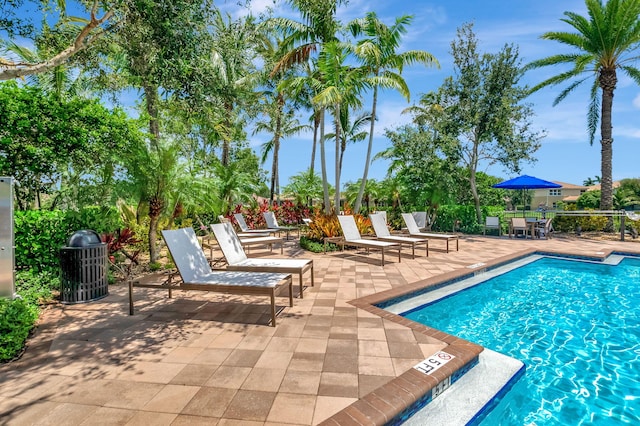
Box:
<box><xmin>222</xmin><ymin>0</ymin><xmax>640</xmax><ymax>189</ymax></box>
<box><xmin>11</xmin><ymin>0</ymin><xmax>638</xmax><ymax>189</ymax></box>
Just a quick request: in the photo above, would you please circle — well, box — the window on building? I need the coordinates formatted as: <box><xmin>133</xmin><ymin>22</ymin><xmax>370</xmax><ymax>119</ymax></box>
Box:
<box><xmin>549</xmin><ymin>189</ymin><xmax>562</xmax><ymax>196</ymax></box>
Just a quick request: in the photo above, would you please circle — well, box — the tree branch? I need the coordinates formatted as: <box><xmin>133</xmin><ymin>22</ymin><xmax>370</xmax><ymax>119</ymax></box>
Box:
<box><xmin>0</xmin><ymin>3</ymin><xmax>113</xmax><ymax>81</ymax></box>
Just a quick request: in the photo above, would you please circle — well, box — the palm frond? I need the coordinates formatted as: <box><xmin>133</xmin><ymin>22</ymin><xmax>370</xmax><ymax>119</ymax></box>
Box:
<box><xmin>552</xmin><ymin>76</ymin><xmax>589</xmax><ymax>105</ymax></box>
<box><xmin>587</xmin><ymin>81</ymin><xmax>600</xmax><ymax>145</ymax></box>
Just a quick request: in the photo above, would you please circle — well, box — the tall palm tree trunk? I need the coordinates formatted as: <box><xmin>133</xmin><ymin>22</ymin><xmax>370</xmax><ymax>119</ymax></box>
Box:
<box><xmin>334</xmin><ymin>103</ymin><xmax>342</xmax><ymax>215</ymax></box>
<box><xmin>319</xmin><ymin>109</ymin><xmax>331</xmax><ymax>214</ymax></box>
<box><xmin>354</xmin><ymin>84</ymin><xmax>378</xmax><ymax>213</ymax></box>
<box><xmin>599</xmin><ymin>68</ymin><xmax>616</xmax><ymax>232</ymax></box>
<box><xmin>310</xmin><ymin>110</ymin><xmax>320</xmax><ymax>174</ymax></box>
<box><xmin>144</xmin><ymin>84</ymin><xmax>160</xmax><ymax>149</ymax></box>
<box><xmin>222</xmin><ymin>101</ymin><xmax>233</xmax><ymax>167</ymax></box>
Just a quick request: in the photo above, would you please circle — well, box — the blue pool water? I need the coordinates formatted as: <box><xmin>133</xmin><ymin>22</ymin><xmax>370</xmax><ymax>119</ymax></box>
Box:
<box><xmin>402</xmin><ymin>256</ymin><xmax>640</xmax><ymax>425</ymax></box>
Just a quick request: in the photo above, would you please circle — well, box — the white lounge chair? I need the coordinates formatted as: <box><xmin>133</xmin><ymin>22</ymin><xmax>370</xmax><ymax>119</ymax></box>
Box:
<box><xmin>209</xmin><ymin>224</ymin><xmax>284</xmax><ymax>255</ymax></box>
<box><xmin>211</xmin><ymin>223</ymin><xmax>314</xmax><ymax>299</ymax></box>
<box><xmin>370</xmin><ymin>213</ymin><xmax>428</xmax><ymax>259</ymax></box>
<box><xmin>263</xmin><ymin>211</ymin><xmax>299</xmax><ymax>240</ymax></box>
<box><xmin>233</xmin><ymin>213</ymin><xmax>276</xmax><ymax>237</ymax></box>
<box><xmin>335</xmin><ymin>215</ymin><xmax>401</xmax><ymax>266</ymax></box>
<box><xmin>129</xmin><ymin>227</ymin><xmax>293</xmax><ymax>327</ymax></box>
<box><xmin>483</xmin><ymin>216</ymin><xmax>501</xmax><ymax>236</ymax></box>
<box><xmin>401</xmin><ymin>213</ymin><xmax>459</xmax><ymax>253</ymax></box>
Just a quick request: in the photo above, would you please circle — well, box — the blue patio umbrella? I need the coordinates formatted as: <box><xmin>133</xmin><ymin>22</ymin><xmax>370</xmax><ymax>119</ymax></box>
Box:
<box><xmin>493</xmin><ymin>174</ymin><xmax>561</xmax><ymax>213</ymax></box>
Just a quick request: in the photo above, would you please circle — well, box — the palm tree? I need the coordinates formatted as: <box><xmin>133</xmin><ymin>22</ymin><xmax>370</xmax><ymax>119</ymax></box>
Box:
<box><xmin>282</xmin><ymin>168</ymin><xmax>327</xmax><ymax>206</ymax></box>
<box><xmin>324</xmin><ymin>109</ymin><xmax>372</xmax><ymax>194</ymax></box>
<box><xmin>210</xmin><ymin>10</ymin><xmax>260</xmax><ymax>166</ymax></box>
<box><xmin>526</xmin><ymin>0</ymin><xmax>640</xmax><ymax>231</ymax></box>
<box><xmin>348</xmin><ymin>12</ymin><xmax>438</xmax><ymax>213</ymax></box>
<box><xmin>270</xmin><ymin>0</ymin><xmax>346</xmax><ymax>214</ymax></box>
<box><xmin>255</xmin><ymin>105</ymin><xmax>311</xmax><ymax>203</ymax></box>
<box><xmin>313</xmin><ymin>41</ymin><xmax>370</xmax><ymax>215</ymax></box>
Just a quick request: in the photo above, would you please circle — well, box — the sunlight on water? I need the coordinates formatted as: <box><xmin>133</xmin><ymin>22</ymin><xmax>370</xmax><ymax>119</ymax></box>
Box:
<box><xmin>403</xmin><ymin>257</ymin><xmax>640</xmax><ymax>425</ymax></box>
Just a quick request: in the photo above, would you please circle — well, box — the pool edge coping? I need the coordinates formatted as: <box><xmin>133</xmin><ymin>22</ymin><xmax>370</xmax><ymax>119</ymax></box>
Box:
<box><xmin>320</xmin><ymin>247</ymin><xmax>640</xmax><ymax>426</ymax></box>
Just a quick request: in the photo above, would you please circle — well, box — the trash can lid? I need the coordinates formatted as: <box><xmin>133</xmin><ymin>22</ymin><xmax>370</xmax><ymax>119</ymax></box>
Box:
<box><xmin>67</xmin><ymin>230</ymin><xmax>103</xmax><ymax>247</ymax></box>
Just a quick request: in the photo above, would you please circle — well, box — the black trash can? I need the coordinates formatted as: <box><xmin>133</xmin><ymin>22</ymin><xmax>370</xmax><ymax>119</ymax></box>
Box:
<box><xmin>60</xmin><ymin>230</ymin><xmax>108</xmax><ymax>304</ymax></box>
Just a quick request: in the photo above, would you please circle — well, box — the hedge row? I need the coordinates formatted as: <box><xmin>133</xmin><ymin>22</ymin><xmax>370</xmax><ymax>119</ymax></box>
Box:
<box><xmin>14</xmin><ymin>206</ymin><xmax>122</xmax><ymax>271</ymax></box>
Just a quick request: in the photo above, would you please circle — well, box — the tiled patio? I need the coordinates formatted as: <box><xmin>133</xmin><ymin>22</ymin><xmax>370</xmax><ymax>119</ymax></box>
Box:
<box><xmin>1</xmin><ymin>234</ymin><xmax>638</xmax><ymax>425</ymax></box>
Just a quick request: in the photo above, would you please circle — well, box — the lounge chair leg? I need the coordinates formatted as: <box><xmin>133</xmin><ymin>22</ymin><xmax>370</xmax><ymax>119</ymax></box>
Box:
<box><xmin>311</xmin><ymin>264</ymin><xmax>315</xmax><ymax>287</ymax></box>
<box><xmin>381</xmin><ymin>248</ymin><xmax>385</xmax><ymax>266</ymax></box>
<box><xmin>299</xmin><ymin>271</ymin><xmax>304</xmax><ymax>299</ymax></box>
<box><xmin>270</xmin><ymin>290</ymin><xmax>276</xmax><ymax>327</ymax></box>
<box><xmin>412</xmin><ymin>244</ymin><xmax>415</xmax><ymax>259</ymax></box>
<box><xmin>128</xmin><ymin>280</ymin><xmax>134</xmax><ymax>315</ymax></box>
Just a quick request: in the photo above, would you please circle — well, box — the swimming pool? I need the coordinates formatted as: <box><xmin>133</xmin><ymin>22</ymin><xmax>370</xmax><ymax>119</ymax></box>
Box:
<box><xmin>398</xmin><ymin>255</ymin><xmax>640</xmax><ymax>424</ymax></box>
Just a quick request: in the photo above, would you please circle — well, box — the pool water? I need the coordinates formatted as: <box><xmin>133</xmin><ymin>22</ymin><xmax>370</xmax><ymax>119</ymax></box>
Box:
<box><xmin>402</xmin><ymin>256</ymin><xmax>640</xmax><ymax>425</ymax></box>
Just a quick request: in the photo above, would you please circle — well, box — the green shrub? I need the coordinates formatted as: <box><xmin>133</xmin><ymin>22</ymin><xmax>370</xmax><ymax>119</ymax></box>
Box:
<box><xmin>300</xmin><ymin>236</ymin><xmax>339</xmax><ymax>253</ymax></box>
<box><xmin>14</xmin><ymin>210</ymin><xmax>72</xmax><ymax>271</ymax></box>
<box><xmin>0</xmin><ymin>298</ymin><xmax>38</xmax><ymax>363</ymax></box>
<box><xmin>14</xmin><ymin>207</ymin><xmax>123</xmax><ymax>271</ymax></box>
<box><xmin>433</xmin><ymin>205</ymin><xmax>505</xmax><ymax>234</ymax></box>
<box><xmin>15</xmin><ymin>269</ymin><xmax>59</xmax><ymax>305</ymax></box>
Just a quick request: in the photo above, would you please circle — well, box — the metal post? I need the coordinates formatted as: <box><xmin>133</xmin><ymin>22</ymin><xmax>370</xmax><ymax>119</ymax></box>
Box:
<box><xmin>621</xmin><ymin>213</ymin><xmax>625</xmax><ymax>242</ymax></box>
<box><xmin>0</xmin><ymin>177</ymin><xmax>16</xmax><ymax>299</ymax></box>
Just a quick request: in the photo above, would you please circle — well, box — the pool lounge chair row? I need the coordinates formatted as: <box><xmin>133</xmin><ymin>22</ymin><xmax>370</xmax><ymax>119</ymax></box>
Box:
<box><xmin>129</xmin><ymin>225</ymin><xmax>314</xmax><ymax>327</ymax></box>
<box><xmin>329</xmin><ymin>213</ymin><xmax>459</xmax><ymax>266</ymax></box>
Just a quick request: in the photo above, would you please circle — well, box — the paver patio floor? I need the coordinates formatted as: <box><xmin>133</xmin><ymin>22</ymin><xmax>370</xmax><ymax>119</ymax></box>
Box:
<box><xmin>1</xmin><ymin>234</ymin><xmax>637</xmax><ymax>425</ymax></box>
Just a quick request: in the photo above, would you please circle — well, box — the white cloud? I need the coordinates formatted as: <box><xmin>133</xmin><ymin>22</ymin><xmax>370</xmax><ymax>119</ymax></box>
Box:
<box><xmin>632</xmin><ymin>93</ymin><xmax>640</xmax><ymax>109</ymax></box>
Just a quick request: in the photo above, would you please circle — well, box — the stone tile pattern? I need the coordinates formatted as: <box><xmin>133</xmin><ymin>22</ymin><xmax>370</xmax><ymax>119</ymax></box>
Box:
<box><xmin>1</xmin><ymin>236</ymin><xmax>638</xmax><ymax>425</ymax></box>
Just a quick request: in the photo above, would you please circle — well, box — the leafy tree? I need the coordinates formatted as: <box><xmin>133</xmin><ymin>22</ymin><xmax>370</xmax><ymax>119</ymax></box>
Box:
<box><xmin>577</xmin><ymin>190</ymin><xmax>601</xmax><ymax>209</ymax></box>
<box><xmin>113</xmin><ymin>0</ymin><xmax>215</xmax><ymax>147</ymax></box>
<box><xmin>0</xmin><ymin>81</ymin><xmax>138</xmax><ymax>210</ymax></box>
<box><xmin>526</xmin><ymin>0</ymin><xmax>640</xmax><ymax>230</ymax></box>
<box><xmin>377</xmin><ymin>124</ymin><xmax>457</xmax><ymax>225</ymax></box>
<box><xmin>616</xmin><ymin>178</ymin><xmax>640</xmax><ymax>208</ymax></box>
<box><xmin>348</xmin><ymin>12</ymin><xmax>438</xmax><ymax>213</ymax></box>
<box><xmin>412</xmin><ymin>23</ymin><xmax>543</xmax><ymax>224</ymax></box>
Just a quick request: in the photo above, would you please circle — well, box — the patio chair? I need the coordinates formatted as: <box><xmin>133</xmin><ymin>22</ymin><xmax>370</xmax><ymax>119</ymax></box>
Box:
<box><xmin>233</xmin><ymin>213</ymin><xmax>276</xmax><ymax>237</ymax></box>
<box><xmin>211</xmin><ymin>222</ymin><xmax>314</xmax><ymax>299</ymax></box>
<box><xmin>263</xmin><ymin>211</ymin><xmax>299</xmax><ymax>240</ymax></box>
<box><xmin>483</xmin><ymin>216</ymin><xmax>501</xmax><ymax>236</ymax></box>
<box><xmin>535</xmin><ymin>218</ymin><xmax>554</xmax><ymax>239</ymax></box>
<box><xmin>370</xmin><ymin>213</ymin><xmax>428</xmax><ymax>258</ymax></box>
<box><xmin>401</xmin><ymin>213</ymin><xmax>459</xmax><ymax>253</ymax></box>
<box><xmin>509</xmin><ymin>217</ymin><xmax>530</xmax><ymax>239</ymax></box>
<box><xmin>335</xmin><ymin>215</ymin><xmax>401</xmax><ymax>266</ymax></box>
<box><xmin>129</xmin><ymin>227</ymin><xmax>293</xmax><ymax>326</ymax></box>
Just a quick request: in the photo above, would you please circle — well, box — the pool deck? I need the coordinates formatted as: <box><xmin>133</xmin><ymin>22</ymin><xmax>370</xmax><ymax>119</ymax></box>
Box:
<box><xmin>1</xmin><ymin>234</ymin><xmax>639</xmax><ymax>425</ymax></box>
